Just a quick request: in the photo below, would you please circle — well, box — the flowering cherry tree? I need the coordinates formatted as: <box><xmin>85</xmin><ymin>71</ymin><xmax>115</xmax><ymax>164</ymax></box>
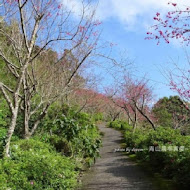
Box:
<box><xmin>147</xmin><ymin>2</ymin><xmax>190</xmax><ymax>112</ymax></box>
<box><xmin>146</xmin><ymin>2</ymin><xmax>190</xmax><ymax>45</ymax></box>
<box><xmin>114</xmin><ymin>76</ymin><xmax>156</xmax><ymax>131</ymax></box>
<box><xmin>71</xmin><ymin>88</ymin><xmax>107</xmax><ymax>115</ymax></box>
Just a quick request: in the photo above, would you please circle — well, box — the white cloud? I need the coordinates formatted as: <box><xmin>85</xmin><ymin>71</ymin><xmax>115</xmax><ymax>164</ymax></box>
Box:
<box><xmin>97</xmin><ymin>0</ymin><xmax>190</xmax><ymax>31</ymax></box>
<box><xmin>61</xmin><ymin>0</ymin><xmax>97</xmax><ymax>19</ymax></box>
<box><xmin>61</xmin><ymin>0</ymin><xmax>84</xmax><ymax>16</ymax></box>
<box><xmin>60</xmin><ymin>0</ymin><xmax>190</xmax><ymax>31</ymax></box>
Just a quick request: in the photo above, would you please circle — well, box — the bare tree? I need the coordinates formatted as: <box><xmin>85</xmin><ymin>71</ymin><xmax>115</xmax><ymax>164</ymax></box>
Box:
<box><xmin>23</xmin><ymin>43</ymin><xmax>95</xmax><ymax>139</ymax></box>
<box><xmin>0</xmin><ymin>0</ymin><xmax>101</xmax><ymax>157</ymax></box>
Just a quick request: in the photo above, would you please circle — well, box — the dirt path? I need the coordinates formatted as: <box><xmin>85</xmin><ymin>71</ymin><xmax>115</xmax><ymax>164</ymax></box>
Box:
<box><xmin>79</xmin><ymin>123</ymin><xmax>158</xmax><ymax>190</ymax></box>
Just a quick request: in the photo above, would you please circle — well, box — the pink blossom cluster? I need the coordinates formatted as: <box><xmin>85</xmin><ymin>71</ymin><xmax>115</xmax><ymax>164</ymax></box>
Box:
<box><xmin>146</xmin><ymin>2</ymin><xmax>190</xmax><ymax>45</ymax></box>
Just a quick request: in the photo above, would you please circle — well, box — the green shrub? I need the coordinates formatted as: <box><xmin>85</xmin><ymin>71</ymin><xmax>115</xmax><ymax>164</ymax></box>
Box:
<box><xmin>0</xmin><ymin>139</ymin><xmax>78</xmax><ymax>190</ymax></box>
<box><xmin>109</xmin><ymin>120</ymin><xmax>121</xmax><ymax>129</ymax></box>
<box><xmin>47</xmin><ymin>135</ymin><xmax>71</xmax><ymax>156</ymax></box>
<box><xmin>0</xmin><ymin>111</ymin><xmax>7</xmax><ymax>127</ymax></box>
<box><xmin>75</xmin><ymin>124</ymin><xmax>101</xmax><ymax>166</ymax></box>
<box><xmin>109</xmin><ymin>120</ymin><xmax>133</xmax><ymax>131</ymax></box>
<box><xmin>120</xmin><ymin>121</ymin><xmax>132</xmax><ymax>130</ymax></box>
<box><xmin>174</xmin><ymin>150</ymin><xmax>190</xmax><ymax>189</ymax></box>
<box><xmin>73</xmin><ymin>112</ymin><xmax>90</xmax><ymax>124</ymax></box>
<box><xmin>92</xmin><ymin>113</ymin><xmax>104</xmax><ymax>122</ymax></box>
<box><xmin>125</xmin><ymin>128</ymin><xmax>147</xmax><ymax>148</ymax></box>
<box><xmin>38</xmin><ymin>113</ymin><xmax>102</xmax><ymax>166</ymax></box>
<box><xmin>124</xmin><ymin>126</ymin><xmax>190</xmax><ymax>189</ymax></box>
<box><xmin>0</xmin><ymin>102</ymin><xmax>102</xmax><ymax>189</ymax></box>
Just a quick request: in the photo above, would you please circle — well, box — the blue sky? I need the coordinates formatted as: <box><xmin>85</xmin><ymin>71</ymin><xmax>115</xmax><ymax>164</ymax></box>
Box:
<box><xmin>62</xmin><ymin>0</ymin><xmax>190</xmax><ymax>100</ymax></box>
<box><xmin>100</xmin><ymin>17</ymin><xmax>181</xmax><ymax>99</ymax></box>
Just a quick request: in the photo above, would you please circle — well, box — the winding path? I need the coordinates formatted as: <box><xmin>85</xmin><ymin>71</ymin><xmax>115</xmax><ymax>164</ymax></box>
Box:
<box><xmin>79</xmin><ymin>123</ymin><xmax>158</xmax><ymax>190</ymax></box>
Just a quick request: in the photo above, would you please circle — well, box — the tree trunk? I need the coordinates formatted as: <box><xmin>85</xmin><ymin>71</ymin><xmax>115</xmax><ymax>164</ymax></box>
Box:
<box><xmin>24</xmin><ymin>104</ymin><xmax>50</xmax><ymax>138</ymax></box>
<box><xmin>24</xmin><ymin>108</ymin><xmax>30</xmax><ymax>139</ymax></box>
<box><xmin>4</xmin><ymin>111</ymin><xmax>18</xmax><ymax>157</ymax></box>
<box><xmin>132</xmin><ymin>107</ymin><xmax>138</xmax><ymax>133</ymax></box>
<box><xmin>112</xmin><ymin>112</ymin><xmax>120</xmax><ymax>121</ymax></box>
<box><xmin>134</xmin><ymin>103</ymin><xmax>156</xmax><ymax>130</ymax></box>
<box><xmin>133</xmin><ymin>120</ymin><xmax>137</xmax><ymax>133</ymax></box>
<box><xmin>23</xmin><ymin>74</ymin><xmax>30</xmax><ymax>139</ymax></box>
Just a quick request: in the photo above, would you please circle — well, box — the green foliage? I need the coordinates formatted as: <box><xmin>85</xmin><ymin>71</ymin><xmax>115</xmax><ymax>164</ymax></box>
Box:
<box><xmin>72</xmin><ymin>112</ymin><xmax>91</xmax><ymax>126</ymax></box>
<box><xmin>0</xmin><ymin>59</ymin><xmax>16</xmax><ymax>90</ymax></box>
<box><xmin>0</xmin><ymin>111</ymin><xmax>7</xmax><ymax>127</ymax></box>
<box><xmin>92</xmin><ymin>112</ymin><xmax>104</xmax><ymax>122</ymax></box>
<box><xmin>75</xmin><ymin>124</ymin><xmax>101</xmax><ymax>165</ymax></box>
<box><xmin>35</xmin><ymin>104</ymin><xmax>102</xmax><ymax>167</ymax></box>
<box><xmin>0</xmin><ymin>139</ymin><xmax>78</xmax><ymax>190</ymax></box>
<box><xmin>0</xmin><ymin>127</ymin><xmax>7</xmax><ymax>158</ymax></box>
<box><xmin>109</xmin><ymin>120</ymin><xmax>133</xmax><ymax>131</ymax></box>
<box><xmin>41</xmin><ymin>113</ymin><xmax>101</xmax><ymax>166</ymax></box>
<box><xmin>152</xmin><ymin>96</ymin><xmax>190</xmax><ymax>134</ymax></box>
<box><xmin>53</xmin><ymin>116</ymin><xmax>81</xmax><ymax>141</ymax></box>
<box><xmin>124</xmin><ymin>126</ymin><xmax>190</xmax><ymax>189</ymax></box>
<box><xmin>0</xmin><ymin>98</ymin><xmax>10</xmax><ymax>127</ymax></box>
<box><xmin>0</xmin><ymin>98</ymin><xmax>102</xmax><ymax>189</ymax></box>
<box><xmin>125</xmin><ymin>128</ymin><xmax>147</xmax><ymax>149</ymax></box>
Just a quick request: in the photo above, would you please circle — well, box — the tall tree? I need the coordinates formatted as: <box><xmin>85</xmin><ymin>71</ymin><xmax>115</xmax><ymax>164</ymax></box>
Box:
<box><xmin>117</xmin><ymin>76</ymin><xmax>156</xmax><ymax>131</ymax></box>
<box><xmin>0</xmin><ymin>0</ymin><xmax>100</xmax><ymax>157</ymax></box>
<box><xmin>152</xmin><ymin>96</ymin><xmax>190</xmax><ymax>133</ymax></box>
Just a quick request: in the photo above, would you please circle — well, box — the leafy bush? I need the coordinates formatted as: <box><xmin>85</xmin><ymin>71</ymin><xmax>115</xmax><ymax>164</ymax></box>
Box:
<box><xmin>125</xmin><ymin>128</ymin><xmax>147</xmax><ymax>148</ymax></box>
<box><xmin>109</xmin><ymin>120</ymin><xmax>133</xmax><ymax>131</ymax></box>
<box><xmin>73</xmin><ymin>124</ymin><xmax>101</xmax><ymax>166</ymax></box>
<box><xmin>0</xmin><ymin>139</ymin><xmax>78</xmax><ymax>190</ymax></box>
<box><xmin>38</xmin><ymin>112</ymin><xmax>102</xmax><ymax>167</ymax></box>
<box><xmin>92</xmin><ymin>113</ymin><xmax>104</xmax><ymax>122</ymax></box>
<box><xmin>0</xmin><ymin>101</ymin><xmax>102</xmax><ymax>189</ymax></box>
<box><xmin>73</xmin><ymin>112</ymin><xmax>91</xmax><ymax>124</ymax></box>
<box><xmin>124</xmin><ymin>126</ymin><xmax>190</xmax><ymax>189</ymax></box>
